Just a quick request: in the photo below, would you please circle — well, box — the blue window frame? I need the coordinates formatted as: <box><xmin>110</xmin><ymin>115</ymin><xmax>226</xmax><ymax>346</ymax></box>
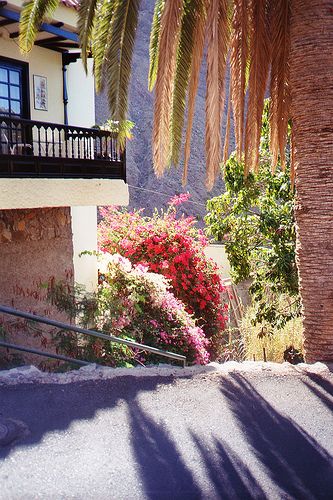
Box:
<box><xmin>0</xmin><ymin>58</ymin><xmax>29</xmax><ymax>119</ymax></box>
<box><xmin>0</xmin><ymin>58</ymin><xmax>30</xmax><ymax>154</ymax></box>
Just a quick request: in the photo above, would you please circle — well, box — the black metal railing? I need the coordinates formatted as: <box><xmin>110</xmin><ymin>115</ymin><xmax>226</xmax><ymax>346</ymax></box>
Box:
<box><xmin>0</xmin><ymin>305</ymin><xmax>187</xmax><ymax>368</ymax></box>
<box><xmin>0</xmin><ymin>115</ymin><xmax>126</xmax><ymax>180</ymax></box>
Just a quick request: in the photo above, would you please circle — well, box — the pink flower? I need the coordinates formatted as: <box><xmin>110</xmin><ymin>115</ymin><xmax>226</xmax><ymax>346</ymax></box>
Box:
<box><xmin>135</xmin><ymin>263</ymin><xmax>149</xmax><ymax>273</ymax></box>
<box><xmin>167</xmin><ymin>192</ymin><xmax>191</xmax><ymax>206</ymax></box>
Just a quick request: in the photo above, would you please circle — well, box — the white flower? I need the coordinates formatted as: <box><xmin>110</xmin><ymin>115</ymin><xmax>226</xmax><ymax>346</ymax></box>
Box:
<box><xmin>98</xmin><ymin>253</ymin><xmax>132</xmax><ymax>273</ymax></box>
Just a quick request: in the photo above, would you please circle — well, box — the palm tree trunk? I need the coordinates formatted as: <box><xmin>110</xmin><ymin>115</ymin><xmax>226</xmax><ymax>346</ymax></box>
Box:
<box><xmin>290</xmin><ymin>0</ymin><xmax>333</xmax><ymax>363</ymax></box>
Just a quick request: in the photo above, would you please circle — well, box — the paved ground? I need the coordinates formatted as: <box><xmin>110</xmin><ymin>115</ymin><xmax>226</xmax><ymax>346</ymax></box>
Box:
<box><xmin>1</xmin><ymin>363</ymin><xmax>333</xmax><ymax>499</ymax></box>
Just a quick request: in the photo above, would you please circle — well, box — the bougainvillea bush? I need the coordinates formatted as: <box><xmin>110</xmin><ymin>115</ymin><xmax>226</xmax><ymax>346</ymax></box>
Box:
<box><xmin>47</xmin><ymin>254</ymin><xmax>209</xmax><ymax>366</ymax></box>
<box><xmin>98</xmin><ymin>195</ymin><xmax>228</xmax><ymax>358</ymax></box>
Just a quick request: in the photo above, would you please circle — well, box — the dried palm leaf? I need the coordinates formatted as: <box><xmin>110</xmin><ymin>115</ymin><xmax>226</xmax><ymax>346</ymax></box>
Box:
<box><xmin>230</xmin><ymin>0</ymin><xmax>249</xmax><ymax>162</ymax></box>
<box><xmin>216</xmin><ymin>0</ymin><xmax>232</xmax><ymax>177</ymax></box>
<box><xmin>223</xmin><ymin>86</ymin><xmax>232</xmax><ymax>165</ymax></box>
<box><xmin>153</xmin><ymin>0</ymin><xmax>184</xmax><ymax>177</ymax></box>
<box><xmin>205</xmin><ymin>0</ymin><xmax>230</xmax><ymax>189</ymax></box>
<box><xmin>269</xmin><ymin>0</ymin><xmax>291</xmax><ymax>172</ymax></box>
<box><xmin>244</xmin><ymin>0</ymin><xmax>271</xmax><ymax>175</ymax></box>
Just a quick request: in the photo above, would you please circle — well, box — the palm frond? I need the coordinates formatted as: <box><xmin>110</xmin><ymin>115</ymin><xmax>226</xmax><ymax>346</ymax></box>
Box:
<box><xmin>78</xmin><ymin>0</ymin><xmax>98</xmax><ymax>72</ymax></box>
<box><xmin>183</xmin><ymin>0</ymin><xmax>207</xmax><ymax>185</ymax></box>
<box><xmin>205</xmin><ymin>0</ymin><xmax>230</xmax><ymax>189</ymax></box>
<box><xmin>229</xmin><ymin>0</ymin><xmax>249</xmax><ymax>162</ymax></box>
<box><xmin>19</xmin><ymin>0</ymin><xmax>59</xmax><ymax>52</ymax></box>
<box><xmin>104</xmin><ymin>0</ymin><xmax>141</xmax><ymax>122</ymax></box>
<box><xmin>169</xmin><ymin>0</ymin><xmax>201</xmax><ymax>168</ymax></box>
<box><xmin>148</xmin><ymin>0</ymin><xmax>164</xmax><ymax>91</ymax></box>
<box><xmin>269</xmin><ymin>0</ymin><xmax>290</xmax><ymax>172</ymax></box>
<box><xmin>244</xmin><ymin>0</ymin><xmax>271</xmax><ymax>175</ymax></box>
<box><xmin>153</xmin><ymin>0</ymin><xmax>184</xmax><ymax>177</ymax></box>
<box><xmin>92</xmin><ymin>0</ymin><xmax>118</xmax><ymax>94</ymax></box>
<box><xmin>223</xmin><ymin>86</ymin><xmax>232</xmax><ymax>165</ymax></box>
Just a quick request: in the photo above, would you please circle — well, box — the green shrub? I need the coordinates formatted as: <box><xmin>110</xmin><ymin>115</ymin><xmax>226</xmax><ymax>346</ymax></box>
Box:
<box><xmin>205</xmin><ymin>100</ymin><xmax>300</xmax><ymax>329</ymax></box>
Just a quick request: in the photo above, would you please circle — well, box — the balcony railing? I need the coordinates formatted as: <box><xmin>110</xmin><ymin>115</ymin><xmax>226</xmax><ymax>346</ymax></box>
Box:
<box><xmin>0</xmin><ymin>115</ymin><xmax>126</xmax><ymax>180</ymax></box>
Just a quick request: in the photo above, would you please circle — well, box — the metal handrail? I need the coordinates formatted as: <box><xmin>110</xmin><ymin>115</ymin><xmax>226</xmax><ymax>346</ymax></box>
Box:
<box><xmin>0</xmin><ymin>341</ymin><xmax>93</xmax><ymax>367</ymax></box>
<box><xmin>0</xmin><ymin>305</ymin><xmax>186</xmax><ymax>368</ymax></box>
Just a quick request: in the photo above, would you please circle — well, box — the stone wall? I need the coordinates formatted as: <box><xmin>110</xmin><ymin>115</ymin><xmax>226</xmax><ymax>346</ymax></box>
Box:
<box><xmin>0</xmin><ymin>207</ymin><xmax>71</xmax><ymax>245</ymax></box>
<box><xmin>0</xmin><ymin>207</ymin><xmax>74</xmax><ymax>367</ymax></box>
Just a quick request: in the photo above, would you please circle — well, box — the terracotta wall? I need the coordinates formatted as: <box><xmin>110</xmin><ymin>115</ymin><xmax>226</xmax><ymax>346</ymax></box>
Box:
<box><xmin>0</xmin><ymin>207</ymin><xmax>74</xmax><ymax>365</ymax></box>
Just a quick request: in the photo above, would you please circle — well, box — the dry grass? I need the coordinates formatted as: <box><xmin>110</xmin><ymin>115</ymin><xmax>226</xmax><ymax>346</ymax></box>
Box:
<box><xmin>240</xmin><ymin>305</ymin><xmax>304</xmax><ymax>363</ymax></box>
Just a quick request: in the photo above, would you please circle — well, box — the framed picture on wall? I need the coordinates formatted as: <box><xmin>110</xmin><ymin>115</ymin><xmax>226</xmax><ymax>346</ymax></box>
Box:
<box><xmin>33</xmin><ymin>75</ymin><xmax>48</xmax><ymax>111</ymax></box>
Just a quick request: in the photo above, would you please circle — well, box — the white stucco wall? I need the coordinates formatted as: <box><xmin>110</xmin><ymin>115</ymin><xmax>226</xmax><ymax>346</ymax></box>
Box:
<box><xmin>0</xmin><ymin>3</ymin><xmax>94</xmax><ymax>127</ymax></box>
<box><xmin>204</xmin><ymin>244</ymin><xmax>231</xmax><ymax>279</ymax></box>
<box><xmin>67</xmin><ymin>58</ymin><xmax>95</xmax><ymax>128</ymax></box>
<box><xmin>71</xmin><ymin>206</ymin><xmax>98</xmax><ymax>291</ymax></box>
<box><xmin>66</xmin><ymin>56</ymin><xmax>99</xmax><ymax>291</ymax></box>
<box><xmin>0</xmin><ymin>31</ymin><xmax>64</xmax><ymax>124</ymax></box>
<box><xmin>0</xmin><ymin>178</ymin><xmax>129</xmax><ymax>209</ymax></box>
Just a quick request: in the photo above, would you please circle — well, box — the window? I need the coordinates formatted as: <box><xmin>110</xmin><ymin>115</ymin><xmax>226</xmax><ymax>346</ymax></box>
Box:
<box><xmin>0</xmin><ymin>58</ymin><xmax>30</xmax><ymax>154</ymax></box>
<box><xmin>0</xmin><ymin>58</ymin><xmax>29</xmax><ymax>119</ymax></box>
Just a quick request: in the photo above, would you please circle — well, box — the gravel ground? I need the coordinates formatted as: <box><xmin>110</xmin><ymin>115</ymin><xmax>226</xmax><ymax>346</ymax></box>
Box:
<box><xmin>0</xmin><ymin>359</ymin><xmax>331</xmax><ymax>386</ymax></box>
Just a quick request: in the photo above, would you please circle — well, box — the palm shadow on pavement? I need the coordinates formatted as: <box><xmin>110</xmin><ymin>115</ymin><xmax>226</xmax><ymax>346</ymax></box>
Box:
<box><xmin>128</xmin><ymin>399</ymin><xmax>202</xmax><ymax>500</ymax></box>
<box><xmin>303</xmin><ymin>373</ymin><xmax>333</xmax><ymax>413</ymax></box>
<box><xmin>0</xmin><ymin>375</ymin><xmax>176</xmax><ymax>459</ymax></box>
<box><xmin>219</xmin><ymin>373</ymin><xmax>333</xmax><ymax>499</ymax></box>
<box><xmin>190</xmin><ymin>432</ymin><xmax>266</xmax><ymax>499</ymax></box>
<box><xmin>2</xmin><ymin>370</ymin><xmax>333</xmax><ymax>499</ymax></box>
<box><xmin>128</xmin><ymin>399</ymin><xmax>267</xmax><ymax>500</ymax></box>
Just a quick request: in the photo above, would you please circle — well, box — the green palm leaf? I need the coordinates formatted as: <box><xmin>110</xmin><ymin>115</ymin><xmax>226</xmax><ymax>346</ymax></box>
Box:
<box><xmin>148</xmin><ymin>0</ymin><xmax>164</xmax><ymax>91</ymax></box>
<box><xmin>92</xmin><ymin>0</ymin><xmax>118</xmax><ymax>93</ymax></box>
<box><xmin>19</xmin><ymin>0</ymin><xmax>59</xmax><ymax>52</ymax></box>
<box><xmin>78</xmin><ymin>0</ymin><xmax>99</xmax><ymax>72</ymax></box>
<box><xmin>169</xmin><ymin>0</ymin><xmax>200</xmax><ymax>167</ymax></box>
<box><xmin>104</xmin><ymin>0</ymin><xmax>141</xmax><ymax>122</ymax></box>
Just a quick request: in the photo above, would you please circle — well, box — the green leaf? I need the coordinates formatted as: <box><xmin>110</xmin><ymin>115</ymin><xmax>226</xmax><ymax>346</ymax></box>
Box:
<box><xmin>20</xmin><ymin>0</ymin><xmax>59</xmax><ymax>52</ymax></box>
<box><xmin>92</xmin><ymin>0</ymin><xmax>118</xmax><ymax>93</ymax></box>
<box><xmin>148</xmin><ymin>0</ymin><xmax>164</xmax><ymax>91</ymax></box>
<box><xmin>78</xmin><ymin>0</ymin><xmax>99</xmax><ymax>72</ymax></box>
<box><xmin>169</xmin><ymin>0</ymin><xmax>200</xmax><ymax>166</ymax></box>
<box><xmin>104</xmin><ymin>0</ymin><xmax>141</xmax><ymax>122</ymax></box>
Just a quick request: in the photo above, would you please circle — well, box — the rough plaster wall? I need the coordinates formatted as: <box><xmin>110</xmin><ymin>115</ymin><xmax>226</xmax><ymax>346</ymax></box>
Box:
<box><xmin>0</xmin><ymin>207</ymin><xmax>74</xmax><ymax>366</ymax></box>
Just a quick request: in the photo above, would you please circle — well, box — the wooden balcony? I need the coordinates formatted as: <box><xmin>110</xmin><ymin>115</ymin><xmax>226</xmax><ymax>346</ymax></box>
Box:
<box><xmin>0</xmin><ymin>116</ymin><xmax>126</xmax><ymax>181</ymax></box>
